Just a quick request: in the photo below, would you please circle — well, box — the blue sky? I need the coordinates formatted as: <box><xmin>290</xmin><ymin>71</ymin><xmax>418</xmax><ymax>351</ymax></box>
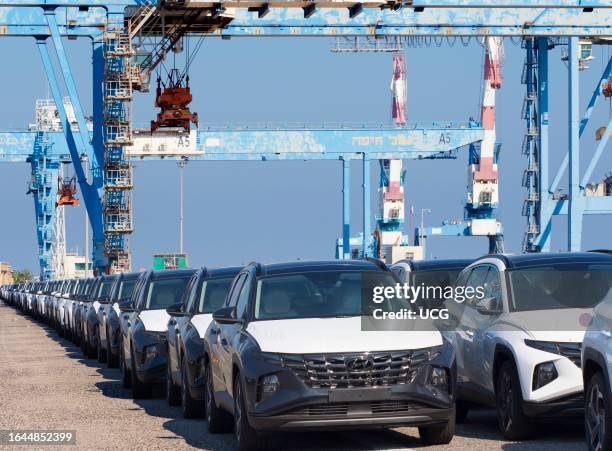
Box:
<box><xmin>0</xmin><ymin>37</ymin><xmax>611</xmax><ymax>273</ymax></box>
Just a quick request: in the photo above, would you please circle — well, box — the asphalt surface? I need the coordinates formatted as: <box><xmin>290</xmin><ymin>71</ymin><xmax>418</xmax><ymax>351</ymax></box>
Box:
<box><xmin>0</xmin><ymin>300</ymin><xmax>587</xmax><ymax>450</ymax></box>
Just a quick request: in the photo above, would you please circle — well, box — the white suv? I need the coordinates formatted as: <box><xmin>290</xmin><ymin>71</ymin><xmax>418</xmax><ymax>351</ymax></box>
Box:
<box><xmin>582</xmin><ymin>279</ymin><xmax>612</xmax><ymax>451</ymax></box>
<box><xmin>445</xmin><ymin>252</ymin><xmax>612</xmax><ymax>440</ymax></box>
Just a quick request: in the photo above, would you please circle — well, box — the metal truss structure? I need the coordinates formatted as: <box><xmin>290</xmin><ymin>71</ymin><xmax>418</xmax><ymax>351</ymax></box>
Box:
<box><xmin>0</xmin><ymin>1</ymin><xmax>610</xmax><ymax>276</ymax></box>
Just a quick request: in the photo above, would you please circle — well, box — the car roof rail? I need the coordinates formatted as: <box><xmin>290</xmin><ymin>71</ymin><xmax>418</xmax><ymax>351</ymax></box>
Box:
<box><xmin>588</xmin><ymin>249</ymin><xmax>612</xmax><ymax>255</ymax></box>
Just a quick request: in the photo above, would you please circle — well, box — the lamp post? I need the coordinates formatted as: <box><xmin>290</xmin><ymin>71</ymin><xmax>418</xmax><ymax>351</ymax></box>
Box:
<box><xmin>177</xmin><ymin>158</ymin><xmax>188</xmax><ymax>254</ymax></box>
<box><xmin>420</xmin><ymin>208</ymin><xmax>431</xmax><ymax>259</ymax></box>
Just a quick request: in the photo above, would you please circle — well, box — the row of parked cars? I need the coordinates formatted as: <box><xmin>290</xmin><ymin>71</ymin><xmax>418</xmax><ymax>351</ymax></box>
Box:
<box><xmin>2</xmin><ymin>252</ymin><xmax>612</xmax><ymax>450</ymax></box>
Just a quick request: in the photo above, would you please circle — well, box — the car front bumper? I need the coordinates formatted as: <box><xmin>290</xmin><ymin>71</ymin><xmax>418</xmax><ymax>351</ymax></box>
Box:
<box><xmin>248</xmin><ymin>392</ymin><xmax>454</xmax><ymax>432</ymax></box>
<box><xmin>522</xmin><ymin>392</ymin><xmax>583</xmax><ymax>417</ymax></box>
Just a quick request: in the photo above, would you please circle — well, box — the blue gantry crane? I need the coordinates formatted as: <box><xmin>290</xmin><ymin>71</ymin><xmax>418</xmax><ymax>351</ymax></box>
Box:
<box><xmin>0</xmin><ymin>1</ymin><xmax>610</xmax><ymax>276</ymax></box>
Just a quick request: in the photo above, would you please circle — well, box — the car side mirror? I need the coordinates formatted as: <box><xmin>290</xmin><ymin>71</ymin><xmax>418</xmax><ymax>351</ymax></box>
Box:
<box><xmin>166</xmin><ymin>302</ymin><xmax>188</xmax><ymax>317</ymax></box>
<box><xmin>213</xmin><ymin>306</ymin><xmax>240</xmax><ymax>324</ymax></box>
<box><xmin>119</xmin><ymin>300</ymin><xmax>135</xmax><ymax>313</ymax></box>
<box><xmin>475</xmin><ymin>297</ymin><xmax>501</xmax><ymax>315</ymax></box>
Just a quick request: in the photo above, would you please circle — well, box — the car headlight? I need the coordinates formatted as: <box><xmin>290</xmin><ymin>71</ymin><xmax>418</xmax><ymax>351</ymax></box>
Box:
<box><xmin>524</xmin><ymin>339</ymin><xmax>559</xmax><ymax>354</ymax></box>
<box><xmin>532</xmin><ymin>362</ymin><xmax>558</xmax><ymax>390</ymax></box>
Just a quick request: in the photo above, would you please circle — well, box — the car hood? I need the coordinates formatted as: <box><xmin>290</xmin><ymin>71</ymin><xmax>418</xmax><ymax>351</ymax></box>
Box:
<box><xmin>246</xmin><ymin>317</ymin><xmax>442</xmax><ymax>354</ymax></box>
<box><xmin>139</xmin><ymin>309</ymin><xmax>170</xmax><ymax>332</ymax></box>
<box><xmin>190</xmin><ymin>314</ymin><xmax>213</xmax><ymax>339</ymax></box>
<box><xmin>498</xmin><ymin>308</ymin><xmax>591</xmax><ymax>342</ymax></box>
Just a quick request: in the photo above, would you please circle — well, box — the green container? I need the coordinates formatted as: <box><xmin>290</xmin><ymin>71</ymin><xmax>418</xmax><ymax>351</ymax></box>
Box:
<box><xmin>153</xmin><ymin>254</ymin><xmax>188</xmax><ymax>270</ymax></box>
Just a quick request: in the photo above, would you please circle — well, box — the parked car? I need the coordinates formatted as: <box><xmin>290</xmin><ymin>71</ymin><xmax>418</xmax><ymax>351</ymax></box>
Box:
<box><xmin>63</xmin><ymin>279</ymin><xmax>80</xmax><ymax>340</ymax></box>
<box><xmin>582</xmin><ymin>281</ymin><xmax>612</xmax><ymax>451</ymax></box>
<box><xmin>85</xmin><ymin>275</ymin><xmax>118</xmax><ymax>359</ymax></box>
<box><xmin>203</xmin><ymin>260</ymin><xmax>456</xmax><ymax>450</ymax></box>
<box><xmin>99</xmin><ymin>272</ymin><xmax>140</xmax><ymax>367</ymax></box>
<box><xmin>165</xmin><ymin>266</ymin><xmax>241</xmax><ymax>417</ymax></box>
<box><xmin>73</xmin><ymin>276</ymin><xmax>97</xmax><ymax>352</ymax></box>
<box><xmin>120</xmin><ymin>269</ymin><xmax>195</xmax><ymax>398</ymax></box>
<box><xmin>446</xmin><ymin>252</ymin><xmax>612</xmax><ymax>439</ymax></box>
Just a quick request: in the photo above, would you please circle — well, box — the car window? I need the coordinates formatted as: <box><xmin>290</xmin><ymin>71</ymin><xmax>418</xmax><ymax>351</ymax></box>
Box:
<box><xmin>184</xmin><ymin>274</ymin><xmax>199</xmax><ymax>312</ymax></box>
<box><xmin>197</xmin><ymin>277</ymin><xmax>234</xmax><ymax>314</ymax></box>
<box><xmin>481</xmin><ymin>266</ymin><xmax>502</xmax><ymax>311</ymax></box>
<box><xmin>118</xmin><ymin>279</ymin><xmax>137</xmax><ymax>302</ymax></box>
<box><xmin>226</xmin><ymin>274</ymin><xmax>247</xmax><ymax>307</ymax></box>
<box><xmin>134</xmin><ymin>275</ymin><xmax>149</xmax><ymax>310</ymax></box>
<box><xmin>509</xmin><ymin>263</ymin><xmax>612</xmax><ymax>311</ymax></box>
<box><xmin>253</xmin><ymin>270</ymin><xmax>400</xmax><ymax>320</ymax></box>
<box><xmin>97</xmin><ymin>280</ymin><xmax>112</xmax><ymax>300</ymax></box>
<box><xmin>465</xmin><ymin>265</ymin><xmax>489</xmax><ymax>308</ymax></box>
<box><xmin>144</xmin><ymin>276</ymin><xmax>192</xmax><ymax>310</ymax></box>
<box><xmin>391</xmin><ymin>266</ymin><xmax>406</xmax><ymax>283</ymax></box>
<box><xmin>235</xmin><ymin>275</ymin><xmax>252</xmax><ymax>320</ymax></box>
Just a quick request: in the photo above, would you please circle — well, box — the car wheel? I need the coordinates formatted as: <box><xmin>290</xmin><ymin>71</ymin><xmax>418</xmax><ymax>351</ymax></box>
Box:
<box><xmin>205</xmin><ymin>362</ymin><xmax>233</xmax><ymax>433</ymax></box>
<box><xmin>181</xmin><ymin>357</ymin><xmax>203</xmax><ymax>418</ymax></box>
<box><xmin>234</xmin><ymin>375</ymin><xmax>267</xmax><ymax>451</ymax></box>
<box><xmin>495</xmin><ymin>360</ymin><xmax>533</xmax><ymax>440</ymax></box>
<box><xmin>456</xmin><ymin>400</ymin><xmax>470</xmax><ymax>424</ymax></box>
<box><xmin>130</xmin><ymin>348</ymin><xmax>151</xmax><ymax>399</ymax></box>
<box><xmin>106</xmin><ymin>326</ymin><xmax>118</xmax><ymax>368</ymax></box>
<box><xmin>120</xmin><ymin>341</ymin><xmax>132</xmax><ymax>389</ymax></box>
<box><xmin>586</xmin><ymin>371</ymin><xmax>612</xmax><ymax>451</ymax></box>
<box><xmin>166</xmin><ymin>360</ymin><xmax>181</xmax><ymax>406</ymax></box>
<box><xmin>97</xmin><ymin>326</ymin><xmax>107</xmax><ymax>363</ymax></box>
<box><xmin>418</xmin><ymin>404</ymin><xmax>455</xmax><ymax>445</ymax></box>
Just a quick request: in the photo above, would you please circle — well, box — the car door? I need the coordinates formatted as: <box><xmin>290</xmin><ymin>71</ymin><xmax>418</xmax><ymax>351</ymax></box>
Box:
<box><xmin>453</xmin><ymin>265</ymin><xmax>490</xmax><ymax>388</ymax></box>
<box><xmin>223</xmin><ymin>272</ymin><xmax>253</xmax><ymax>399</ymax></box>
<box><xmin>464</xmin><ymin>265</ymin><xmax>504</xmax><ymax>393</ymax></box>
<box><xmin>169</xmin><ymin>272</ymin><xmax>198</xmax><ymax>378</ymax></box>
<box><xmin>123</xmin><ymin>273</ymin><xmax>148</xmax><ymax>368</ymax></box>
<box><xmin>211</xmin><ymin>273</ymin><xmax>246</xmax><ymax>394</ymax></box>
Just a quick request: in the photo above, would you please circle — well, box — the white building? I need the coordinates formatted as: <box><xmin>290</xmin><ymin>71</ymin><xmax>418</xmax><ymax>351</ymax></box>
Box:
<box><xmin>63</xmin><ymin>254</ymin><xmax>93</xmax><ymax>279</ymax></box>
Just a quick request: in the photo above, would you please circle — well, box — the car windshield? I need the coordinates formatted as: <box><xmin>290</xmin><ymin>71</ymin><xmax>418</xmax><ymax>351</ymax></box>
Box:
<box><xmin>198</xmin><ymin>277</ymin><xmax>233</xmax><ymax>314</ymax></box>
<box><xmin>97</xmin><ymin>281</ymin><xmax>112</xmax><ymax>299</ymax></box>
<box><xmin>509</xmin><ymin>263</ymin><xmax>612</xmax><ymax>312</ymax></box>
<box><xmin>145</xmin><ymin>276</ymin><xmax>191</xmax><ymax>310</ymax></box>
<box><xmin>411</xmin><ymin>269</ymin><xmax>463</xmax><ymax>307</ymax></box>
<box><xmin>118</xmin><ymin>279</ymin><xmax>137</xmax><ymax>301</ymax></box>
<box><xmin>254</xmin><ymin>270</ymin><xmax>400</xmax><ymax>320</ymax></box>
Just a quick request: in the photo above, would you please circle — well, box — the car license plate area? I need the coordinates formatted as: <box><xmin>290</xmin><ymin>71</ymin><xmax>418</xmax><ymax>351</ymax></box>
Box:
<box><xmin>328</xmin><ymin>387</ymin><xmax>392</xmax><ymax>403</ymax></box>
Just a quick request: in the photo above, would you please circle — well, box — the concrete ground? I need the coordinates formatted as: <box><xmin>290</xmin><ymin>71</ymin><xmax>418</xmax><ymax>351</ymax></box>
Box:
<box><xmin>0</xmin><ymin>301</ymin><xmax>586</xmax><ymax>450</ymax></box>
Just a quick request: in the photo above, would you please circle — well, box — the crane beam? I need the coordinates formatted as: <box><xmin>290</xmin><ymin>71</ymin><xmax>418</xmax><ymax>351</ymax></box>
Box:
<box><xmin>0</xmin><ymin>123</ymin><xmax>483</xmax><ymax>162</ymax></box>
<box><xmin>1</xmin><ymin>0</ymin><xmax>611</xmax><ymax>7</ymax></box>
<box><xmin>0</xmin><ymin>4</ymin><xmax>610</xmax><ymax>37</ymax></box>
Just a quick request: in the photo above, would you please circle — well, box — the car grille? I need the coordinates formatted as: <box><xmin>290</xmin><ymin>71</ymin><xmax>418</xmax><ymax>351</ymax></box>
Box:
<box><xmin>279</xmin><ymin>350</ymin><xmax>436</xmax><ymax>389</ymax></box>
<box><xmin>557</xmin><ymin>342</ymin><xmax>582</xmax><ymax>368</ymax></box>
<box><xmin>291</xmin><ymin>400</ymin><xmax>430</xmax><ymax>417</ymax></box>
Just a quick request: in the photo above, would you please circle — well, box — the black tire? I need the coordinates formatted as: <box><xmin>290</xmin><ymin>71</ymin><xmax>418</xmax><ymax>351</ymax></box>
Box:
<box><xmin>419</xmin><ymin>405</ymin><xmax>455</xmax><ymax>445</ymax></box>
<box><xmin>120</xmin><ymin>341</ymin><xmax>132</xmax><ymax>389</ymax></box>
<box><xmin>182</xmin><ymin>357</ymin><xmax>204</xmax><ymax>418</ymax></box>
<box><xmin>205</xmin><ymin>361</ymin><xmax>233</xmax><ymax>433</ymax></box>
<box><xmin>585</xmin><ymin>371</ymin><xmax>612</xmax><ymax>451</ymax></box>
<box><xmin>495</xmin><ymin>360</ymin><xmax>533</xmax><ymax>440</ymax></box>
<box><xmin>97</xmin><ymin>326</ymin><xmax>107</xmax><ymax>363</ymax></box>
<box><xmin>130</xmin><ymin>348</ymin><xmax>151</xmax><ymax>399</ymax></box>
<box><xmin>234</xmin><ymin>375</ymin><xmax>267</xmax><ymax>451</ymax></box>
<box><xmin>456</xmin><ymin>400</ymin><xmax>470</xmax><ymax>424</ymax></box>
<box><xmin>106</xmin><ymin>325</ymin><xmax>118</xmax><ymax>368</ymax></box>
<box><xmin>166</xmin><ymin>360</ymin><xmax>181</xmax><ymax>406</ymax></box>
